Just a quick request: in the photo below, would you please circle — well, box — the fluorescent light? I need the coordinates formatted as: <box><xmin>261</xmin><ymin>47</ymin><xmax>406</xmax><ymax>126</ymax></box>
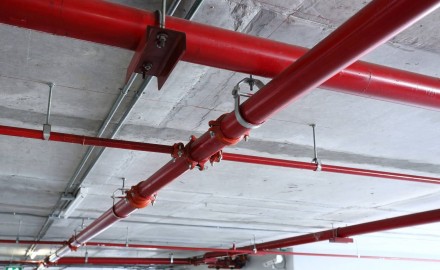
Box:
<box><xmin>62</xmin><ymin>187</ymin><xmax>88</xmax><ymax>218</ymax></box>
<box><xmin>30</xmin><ymin>250</ymin><xmax>37</xmax><ymax>259</ymax></box>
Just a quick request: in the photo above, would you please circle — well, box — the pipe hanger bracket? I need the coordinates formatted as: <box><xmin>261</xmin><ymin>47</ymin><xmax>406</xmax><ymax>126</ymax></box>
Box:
<box><xmin>232</xmin><ymin>77</ymin><xmax>265</xmax><ymax>129</ymax></box>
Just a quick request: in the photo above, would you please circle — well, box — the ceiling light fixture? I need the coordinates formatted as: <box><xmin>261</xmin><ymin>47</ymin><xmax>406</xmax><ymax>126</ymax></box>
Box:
<box><xmin>62</xmin><ymin>187</ymin><xmax>88</xmax><ymax>219</ymax></box>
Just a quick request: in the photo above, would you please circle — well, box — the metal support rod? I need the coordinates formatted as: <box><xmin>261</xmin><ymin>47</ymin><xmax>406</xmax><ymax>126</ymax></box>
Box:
<box><xmin>1</xmin><ymin>1</ymin><xmax>440</xmax><ymax>109</ymax></box>
<box><xmin>310</xmin><ymin>124</ymin><xmax>322</xmax><ymax>171</ymax></box>
<box><xmin>160</xmin><ymin>0</ymin><xmax>166</xmax><ymax>28</ymax></box>
<box><xmin>46</xmin><ymin>83</ymin><xmax>55</xmax><ymax>125</ymax></box>
<box><xmin>43</xmin><ymin>0</ymin><xmax>440</xmax><ymax>263</ymax></box>
<box><xmin>310</xmin><ymin>124</ymin><xmax>318</xmax><ymax>162</ymax></box>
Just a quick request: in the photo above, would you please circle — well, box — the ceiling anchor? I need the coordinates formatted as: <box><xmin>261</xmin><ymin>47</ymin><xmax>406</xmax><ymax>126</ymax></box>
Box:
<box><xmin>232</xmin><ymin>76</ymin><xmax>265</xmax><ymax>130</ymax></box>
<box><xmin>43</xmin><ymin>82</ymin><xmax>55</xmax><ymax>140</ymax></box>
<box><xmin>310</xmin><ymin>124</ymin><xmax>322</xmax><ymax>171</ymax></box>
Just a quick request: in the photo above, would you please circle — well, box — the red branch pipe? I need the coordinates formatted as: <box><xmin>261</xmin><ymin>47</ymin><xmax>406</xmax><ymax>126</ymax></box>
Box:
<box><xmin>1</xmin><ymin>0</ymin><xmax>440</xmax><ymax>109</ymax></box>
<box><xmin>44</xmin><ymin>0</ymin><xmax>439</xmax><ymax>263</ymax></box>
<box><xmin>1</xmin><ymin>240</ymin><xmax>440</xmax><ymax>264</ymax></box>
<box><xmin>222</xmin><ymin>153</ymin><xmax>440</xmax><ymax>185</ymax></box>
<box><xmin>3</xmin><ymin>252</ymin><xmax>440</xmax><ymax>267</ymax></box>
<box><xmin>54</xmin><ymin>257</ymin><xmax>191</xmax><ymax>266</ymax></box>
<box><xmin>1</xmin><ymin>125</ymin><xmax>440</xmax><ymax>185</ymax></box>
<box><xmin>241</xmin><ymin>208</ymin><xmax>440</xmax><ymax>251</ymax></box>
<box><xmin>0</xmin><ymin>125</ymin><xmax>172</xmax><ymax>154</ymax></box>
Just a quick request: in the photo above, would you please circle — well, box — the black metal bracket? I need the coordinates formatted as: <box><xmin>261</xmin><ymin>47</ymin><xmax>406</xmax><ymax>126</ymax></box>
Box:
<box><xmin>125</xmin><ymin>24</ymin><xmax>186</xmax><ymax>90</ymax></box>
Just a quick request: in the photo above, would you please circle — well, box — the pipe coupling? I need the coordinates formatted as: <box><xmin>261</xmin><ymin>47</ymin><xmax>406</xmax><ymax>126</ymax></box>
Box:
<box><xmin>126</xmin><ymin>186</ymin><xmax>155</xmax><ymax>209</ymax></box>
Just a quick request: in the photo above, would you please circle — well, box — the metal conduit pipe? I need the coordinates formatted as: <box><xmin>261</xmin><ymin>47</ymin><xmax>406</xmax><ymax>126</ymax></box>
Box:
<box><xmin>1</xmin><ymin>1</ymin><xmax>440</xmax><ymax>109</ymax></box>
<box><xmin>2</xmin><ymin>125</ymin><xmax>440</xmax><ymax>185</ymax></box>
<box><xmin>42</xmin><ymin>0</ymin><xmax>440</xmax><ymax>263</ymax></box>
<box><xmin>22</xmin><ymin>0</ymin><xmax>193</xmax><ymax>259</ymax></box>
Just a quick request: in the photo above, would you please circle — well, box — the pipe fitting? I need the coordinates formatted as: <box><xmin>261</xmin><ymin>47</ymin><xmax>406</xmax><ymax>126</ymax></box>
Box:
<box><xmin>125</xmin><ymin>186</ymin><xmax>155</xmax><ymax>209</ymax></box>
<box><xmin>208</xmin><ymin>114</ymin><xmax>249</xmax><ymax>146</ymax></box>
<box><xmin>183</xmin><ymin>135</ymin><xmax>222</xmax><ymax>170</ymax></box>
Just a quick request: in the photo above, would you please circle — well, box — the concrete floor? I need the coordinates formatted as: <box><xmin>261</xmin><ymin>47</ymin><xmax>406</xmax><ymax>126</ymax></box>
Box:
<box><xmin>0</xmin><ymin>0</ymin><xmax>439</xmax><ymax>269</ymax></box>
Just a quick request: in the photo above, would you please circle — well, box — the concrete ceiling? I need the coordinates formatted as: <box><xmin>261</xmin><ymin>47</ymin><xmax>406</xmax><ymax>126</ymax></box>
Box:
<box><xmin>0</xmin><ymin>0</ymin><xmax>440</xmax><ymax>269</ymax></box>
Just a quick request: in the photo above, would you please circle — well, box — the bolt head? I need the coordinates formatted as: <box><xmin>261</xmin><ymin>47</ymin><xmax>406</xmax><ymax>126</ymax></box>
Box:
<box><xmin>244</xmin><ymin>135</ymin><xmax>249</xmax><ymax>142</ymax></box>
<box><xmin>156</xmin><ymin>33</ymin><xmax>168</xmax><ymax>48</ymax></box>
<box><xmin>142</xmin><ymin>62</ymin><xmax>153</xmax><ymax>71</ymax></box>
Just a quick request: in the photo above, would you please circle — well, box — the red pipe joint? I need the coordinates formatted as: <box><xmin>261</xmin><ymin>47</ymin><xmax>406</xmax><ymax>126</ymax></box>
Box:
<box><xmin>208</xmin><ymin>114</ymin><xmax>249</xmax><ymax>146</ymax></box>
<box><xmin>184</xmin><ymin>135</ymin><xmax>223</xmax><ymax>171</ymax></box>
<box><xmin>126</xmin><ymin>186</ymin><xmax>156</xmax><ymax>209</ymax></box>
<box><xmin>65</xmin><ymin>238</ymin><xmax>79</xmax><ymax>252</ymax></box>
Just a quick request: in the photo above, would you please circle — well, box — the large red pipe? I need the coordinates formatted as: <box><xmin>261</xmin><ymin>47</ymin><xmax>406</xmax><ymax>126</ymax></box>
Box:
<box><xmin>45</xmin><ymin>0</ymin><xmax>440</xmax><ymax>263</ymax></box>
<box><xmin>2</xmin><ymin>125</ymin><xmax>440</xmax><ymax>185</ymax></box>
<box><xmin>0</xmin><ymin>0</ymin><xmax>440</xmax><ymax>109</ymax></box>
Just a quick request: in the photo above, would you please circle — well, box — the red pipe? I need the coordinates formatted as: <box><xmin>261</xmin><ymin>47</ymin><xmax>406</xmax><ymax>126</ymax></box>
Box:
<box><xmin>0</xmin><ymin>125</ymin><xmax>172</xmax><ymax>154</ymax></box>
<box><xmin>44</xmin><ymin>0</ymin><xmax>439</xmax><ymax>263</ymax></box>
<box><xmin>2</xmin><ymin>125</ymin><xmax>440</xmax><ymax>185</ymax></box>
<box><xmin>54</xmin><ymin>257</ymin><xmax>191</xmax><ymax>266</ymax></box>
<box><xmin>2</xmin><ymin>252</ymin><xmax>440</xmax><ymax>267</ymax></box>
<box><xmin>222</xmin><ymin>153</ymin><xmax>440</xmax><ymax>185</ymax></box>
<box><xmin>2</xmin><ymin>240</ymin><xmax>440</xmax><ymax>263</ymax></box>
<box><xmin>241</xmin><ymin>208</ymin><xmax>440</xmax><ymax>250</ymax></box>
<box><xmin>1</xmin><ymin>1</ymin><xmax>440</xmax><ymax>109</ymax></box>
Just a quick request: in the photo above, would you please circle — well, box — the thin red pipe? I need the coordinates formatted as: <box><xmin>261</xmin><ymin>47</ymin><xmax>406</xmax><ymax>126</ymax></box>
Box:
<box><xmin>0</xmin><ymin>0</ymin><xmax>440</xmax><ymax>109</ymax></box>
<box><xmin>3</xmin><ymin>239</ymin><xmax>440</xmax><ymax>264</ymax></box>
<box><xmin>55</xmin><ymin>257</ymin><xmax>191</xmax><ymax>266</ymax></box>
<box><xmin>222</xmin><ymin>153</ymin><xmax>440</xmax><ymax>185</ymax></box>
<box><xmin>45</xmin><ymin>0</ymin><xmax>439</xmax><ymax>263</ymax></box>
<box><xmin>2</xmin><ymin>125</ymin><xmax>440</xmax><ymax>185</ymax></box>
<box><xmin>0</xmin><ymin>125</ymin><xmax>172</xmax><ymax>154</ymax></box>
<box><xmin>240</xmin><ymin>208</ymin><xmax>440</xmax><ymax>250</ymax></box>
<box><xmin>2</xmin><ymin>253</ymin><xmax>440</xmax><ymax>267</ymax></box>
